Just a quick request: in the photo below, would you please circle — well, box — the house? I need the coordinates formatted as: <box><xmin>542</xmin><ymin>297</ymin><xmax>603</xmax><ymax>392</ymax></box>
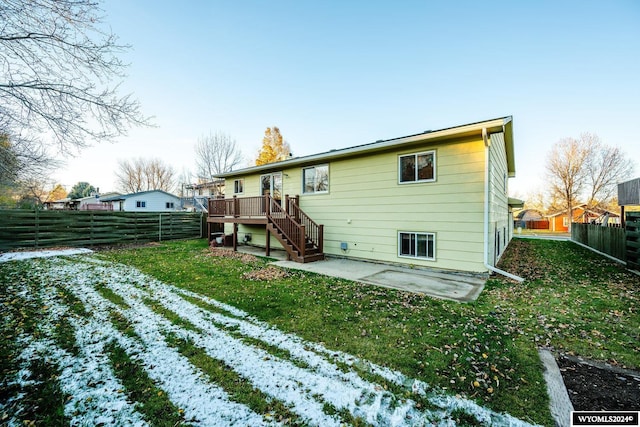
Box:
<box><xmin>43</xmin><ymin>192</ymin><xmax>121</xmax><ymax>210</ymax></box>
<box><xmin>546</xmin><ymin>204</ymin><xmax>620</xmax><ymax>232</ymax></box>
<box><xmin>513</xmin><ymin>209</ymin><xmax>548</xmax><ymax>230</ymax></box>
<box><xmin>181</xmin><ymin>179</ymin><xmax>225</xmax><ymax>212</ymax></box>
<box><xmin>101</xmin><ymin>190</ymin><xmax>182</xmax><ymax>212</ymax></box>
<box><xmin>43</xmin><ymin>197</ymin><xmax>71</xmax><ymax>210</ymax></box>
<box><xmin>209</xmin><ymin>116</ymin><xmax>522</xmax><ymax>276</ymax></box>
<box><xmin>72</xmin><ymin>192</ymin><xmax>121</xmax><ymax>211</ymax></box>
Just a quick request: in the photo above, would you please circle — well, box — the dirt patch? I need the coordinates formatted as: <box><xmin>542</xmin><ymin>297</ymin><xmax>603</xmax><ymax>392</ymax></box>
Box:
<box><xmin>207</xmin><ymin>247</ymin><xmax>258</xmax><ymax>263</ymax></box>
<box><xmin>242</xmin><ymin>266</ymin><xmax>289</xmax><ymax>281</ymax></box>
<box><xmin>557</xmin><ymin>355</ymin><xmax>640</xmax><ymax>410</ymax></box>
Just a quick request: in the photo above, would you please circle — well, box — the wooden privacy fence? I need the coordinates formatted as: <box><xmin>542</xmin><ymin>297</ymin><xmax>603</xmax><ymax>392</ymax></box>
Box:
<box><xmin>626</xmin><ymin>212</ymin><xmax>640</xmax><ymax>271</ymax></box>
<box><xmin>0</xmin><ymin>210</ymin><xmax>205</xmax><ymax>251</ymax></box>
<box><xmin>571</xmin><ymin>222</ymin><xmax>626</xmax><ymax>262</ymax></box>
<box><xmin>514</xmin><ymin>220</ymin><xmax>550</xmax><ymax>230</ymax></box>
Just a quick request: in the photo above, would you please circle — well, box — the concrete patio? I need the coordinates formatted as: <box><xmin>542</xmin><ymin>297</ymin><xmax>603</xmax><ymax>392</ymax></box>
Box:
<box><xmin>236</xmin><ymin>245</ymin><xmax>486</xmax><ymax>302</ymax></box>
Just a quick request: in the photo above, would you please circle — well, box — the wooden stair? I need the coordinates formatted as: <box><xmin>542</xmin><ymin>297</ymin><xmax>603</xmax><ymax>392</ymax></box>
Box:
<box><xmin>267</xmin><ymin>222</ymin><xmax>324</xmax><ymax>263</ymax></box>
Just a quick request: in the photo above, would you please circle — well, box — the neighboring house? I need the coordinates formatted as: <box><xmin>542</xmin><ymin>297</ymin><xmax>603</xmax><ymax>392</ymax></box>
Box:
<box><xmin>209</xmin><ymin>116</ymin><xmax>522</xmax><ymax>276</ymax></box>
<box><xmin>181</xmin><ymin>179</ymin><xmax>225</xmax><ymax>212</ymax></box>
<box><xmin>513</xmin><ymin>209</ymin><xmax>548</xmax><ymax>230</ymax></box>
<box><xmin>185</xmin><ymin>179</ymin><xmax>225</xmax><ymax>197</ymax></box>
<box><xmin>44</xmin><ymin>192</ymin><xmax>121</xmax><ymax>210</ymax></box>
<box><xmin>72</xmin><ymin>192</ymin><xmax>121</xmax><ymax>211</ymax></box>
<box><xmin>546</xmin><ymin>204</ymin><xmax>620</xmax><ymax>232</ymax></box>
<box><xmin>101</xmin><ymin>190</ymin><xmax>182</xmax><ymax>212</ymax></box>
<box><xmin>44</xmin><ymin>197</ymin><xmax>71</xmax><ymax>210</ymax></box>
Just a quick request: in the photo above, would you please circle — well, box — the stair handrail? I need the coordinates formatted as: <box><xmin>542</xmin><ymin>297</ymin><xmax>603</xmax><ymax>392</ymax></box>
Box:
<box><xmin>286</xmin><ymin>195</ymin><xmax>323</xmax><ymax>253</ymax></box>
<box><xmin>266</xmin><ymin>196</ymin><xmax>306</xmax><ymax>258</ymax></box>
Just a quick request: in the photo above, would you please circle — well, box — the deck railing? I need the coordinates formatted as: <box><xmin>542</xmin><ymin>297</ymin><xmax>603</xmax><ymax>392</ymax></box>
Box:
<box><xmin>267</xmin><ymin>197</ymin><xmax>306</xmax><ymax>257</ymax></box>
<box><xmin>286</xmin><ymin>195</ymin><xmax>323</xmax><ymax>254</ymax></box>
<box><xmin>208</xmin><ymin>196</ymin><xmax>267</xmax><ymax>218</ymax></box>
<box><xmin>208</xmin><ymin>194</ymin><xmax>323</xmax><ymax>256</ymax></box>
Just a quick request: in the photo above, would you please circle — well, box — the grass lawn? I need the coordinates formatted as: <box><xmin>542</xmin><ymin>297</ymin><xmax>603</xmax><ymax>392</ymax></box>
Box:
<box><xmin>103</xmin><ymin>237</ymin><xmax>637</xmax><ymax>424</ymax></box>
<box><xmin>1</xmin><ymin>237</ymin><xmax>637</xmax><ymax>426</ymax></box>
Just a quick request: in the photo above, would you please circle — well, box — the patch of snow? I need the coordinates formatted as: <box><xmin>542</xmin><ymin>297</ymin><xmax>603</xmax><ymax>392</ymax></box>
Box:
<box><xmin>45</xmin><ymin>261</ymin><xmax>276</xmax><ymax>427</ymax></box>
<box><xmin>0</xmin><ymin>276</ymin><xmax>148</xmax><ymax>426</ymax></box>
<box><xmin>0</xmin><ymin>248</ymin><xmax>93</xmax><ymax>263</ymax></box>
<box><xmin>4</xmin><ymin>255</ymin><xmax>538</xmax><ymax>427</ymax></box>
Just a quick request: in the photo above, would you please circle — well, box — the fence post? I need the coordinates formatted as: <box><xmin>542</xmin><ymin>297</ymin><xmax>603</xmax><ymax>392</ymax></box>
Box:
<box><xmin>159</xmin><ymin>214</ymin><xmax>162</xmax><ymax>242</ymax></box>
<box><xmin>34</xmin><ymin>209</ymin><xmax>39</xmax><ymax>248</ymax></box>
<box><xmin>90</xmin><ymin>211</ymin><xmax>94</xmax><ymax>246</ymax></box>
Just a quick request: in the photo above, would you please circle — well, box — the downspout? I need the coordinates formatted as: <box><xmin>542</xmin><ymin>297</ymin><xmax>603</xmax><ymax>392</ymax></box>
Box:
<box><xmin>482</xmin><ymin>128</ymin><xmax>525</xmax><ymax>283</ymax></box>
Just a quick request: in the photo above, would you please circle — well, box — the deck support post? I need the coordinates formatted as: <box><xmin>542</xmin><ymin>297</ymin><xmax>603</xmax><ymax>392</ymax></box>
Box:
<box><xmin>266</xmin><ymin>227</ymin><xmax>271</xmax><ymax>256</ymax></box>
<box><xmin>233</xmin><ymin>223</ymin><xmax>238</xmax><ymax>251</ymax></box>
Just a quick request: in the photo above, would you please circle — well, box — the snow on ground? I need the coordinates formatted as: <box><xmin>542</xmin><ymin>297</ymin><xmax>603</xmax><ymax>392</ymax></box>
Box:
<box><xmin>1</xmin><ymin>252</ymin><xmax>538</xmax><ymax>426</ymax></box>
<box><xmin>1</xmin><ymin>275</ymin><xmax>148</xmax><ymax>426</ymax></box>
<box><xmin>0</xmin><ymin>248</ymin><xmax>93</xmax><ymax>263</ymax></box>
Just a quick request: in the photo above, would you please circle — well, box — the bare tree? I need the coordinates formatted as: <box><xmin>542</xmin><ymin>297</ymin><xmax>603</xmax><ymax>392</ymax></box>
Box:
<box><xmin>0</xmin><ymin>0</ymin><xmax>149</xmax><ymax>154</ymax></box>
<box><xmin>16</xmin><ymin>174</ymin><xmax>57</xmax><ymax>207</ymax></box>
<box><xmin>545</xmin><ymin>136</ymin><xmax>591</xmax><ymax>230</ymax></box>
<box><xmin>0</xmin><ymin>129</ymin><xmax>54</xmax><ymax>187</ymax></box>
<box><xmin>545</xmin><ymin>133</ymin><xmax>635</xmax><ymax>229</ymax></box>
<box><xmin>521</xmin><ymin>188</ymin><xmax>547</xmax><ymax>212</ymax></box>
<box><xmin>115</xmin><ymin>158</ymin><xmax>176</xmax><ymax>194</ymax></box>
<box><xmin>194</xmin><ymin>131</ymin><xmax>243</xmax><ymax>181</ymax></box>
<box><xmin>582</xmin><ymin>133</ymin><xmax>634</xmax><ymax>209</ymax></box>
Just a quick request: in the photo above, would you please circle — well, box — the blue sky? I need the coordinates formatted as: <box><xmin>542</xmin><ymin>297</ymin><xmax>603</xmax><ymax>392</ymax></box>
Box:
<box><xmin>54</xmin><ymin>1</ymin><xmax>640</xmax><ymax>199</ymax></box>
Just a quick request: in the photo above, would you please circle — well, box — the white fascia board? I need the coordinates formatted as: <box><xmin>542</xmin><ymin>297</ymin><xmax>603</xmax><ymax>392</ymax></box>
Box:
<box><xmin>217</xmin><ymin>116</ymin><xmax>512</xmax><ymax>178</ymax></box>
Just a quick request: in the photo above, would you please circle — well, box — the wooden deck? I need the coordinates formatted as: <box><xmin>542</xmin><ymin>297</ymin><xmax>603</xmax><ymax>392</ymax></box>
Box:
<box><xmin>206</xmin><ymin>195</ymin><xmax>324</xmax><ymax>263</ymax></box>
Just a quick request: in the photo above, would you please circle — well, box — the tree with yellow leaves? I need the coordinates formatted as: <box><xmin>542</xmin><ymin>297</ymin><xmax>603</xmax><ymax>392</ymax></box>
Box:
<box><xmin>47</xmin><ymin>184</ymin><xmax>68</xmax><ymax>202</ymax></box>
<box><xmin>255</xmin><ymin>127</ymin><xmax>291</xmax><ymax>166</ymax></box>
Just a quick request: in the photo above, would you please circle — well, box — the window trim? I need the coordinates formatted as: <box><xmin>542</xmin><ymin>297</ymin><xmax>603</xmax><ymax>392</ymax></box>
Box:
<box><xmin>233</xmin><ymin>179</ymin><xmax>244</xmax><ymax>195</ymax></box>
<box><xmin>398</xmin><ymin>150</ymin><xmax>436</xmax><ymax>184</ymax></box>
<box><xmin>397</xmin><ymin>231</ymin><xmax>436</xmax><ymax>261</ymax></box>
<box><xmin>302</xmin><ymin>164</ymin><xmax>329</xmax><ymax>195</ymax></box>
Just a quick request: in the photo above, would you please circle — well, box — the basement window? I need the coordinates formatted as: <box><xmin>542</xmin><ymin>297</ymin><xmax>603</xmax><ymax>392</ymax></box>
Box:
<box><xmin>398</xmin><ymin>232</ymin><xmax>435</xmax><ymax>260</ymax></box>
<box><xmin>399</xmin><ymin>151</ymin><xmax>435</xmax><ymax>183</ymax></box>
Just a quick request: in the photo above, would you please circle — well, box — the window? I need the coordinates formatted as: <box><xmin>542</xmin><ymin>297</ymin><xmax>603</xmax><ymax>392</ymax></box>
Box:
<box><xmin>398</xmin><ymin>232</ymin><xmax>435</xmax><ymax>260</ymax></box>
<box><xmin>166</xmin><ymin>202</ymin><xmax>174</xmax><ymax>209</ymax></box>
<box><xmin>562</xmin><ymin>216</ymin><xmax>569</xmax><ymax>227</ymax></box>
<box><xmin>399</xmin><ymin>151</ymin><xmax>435</xmax><ymax>183</ymax></box>
<box><xmin>303</xmin><ymin>165</ymin><xmax>329</xmax><ymax>194</ymax></box>
<box><xmin>136</xmin><ymin>201</ymin><xmax>146</xmax><ymax>208</ymax></box>
<box><xmin>234</xmin><ymin>179</ymin><xmax>244</xmax><ymax>194</ymax></box>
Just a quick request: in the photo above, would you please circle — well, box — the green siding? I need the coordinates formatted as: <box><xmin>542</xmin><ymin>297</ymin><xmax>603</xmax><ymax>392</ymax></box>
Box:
<box><xmin>488</xmin><ymin>132</ymin><xmax>511</xmax><ymax>265</ymax></box>
<box><xmin>225</xmin><ymin>135</ymin><xmax>493</xmax><ymax>273</ymax></box>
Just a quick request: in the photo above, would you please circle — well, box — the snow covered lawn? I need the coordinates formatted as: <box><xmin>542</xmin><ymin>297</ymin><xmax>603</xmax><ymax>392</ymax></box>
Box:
<box><xmin>0</xmin><ymin>250</ymin><xmax>537</xmax><ymax>426</ymax></box>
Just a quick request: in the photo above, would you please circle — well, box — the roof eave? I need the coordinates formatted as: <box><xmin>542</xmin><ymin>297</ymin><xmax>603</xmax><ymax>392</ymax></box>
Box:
<box><xmin>216</xmin><ymin>116</ymin><xmax>514</xmax><ymax>178</ymax></box>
